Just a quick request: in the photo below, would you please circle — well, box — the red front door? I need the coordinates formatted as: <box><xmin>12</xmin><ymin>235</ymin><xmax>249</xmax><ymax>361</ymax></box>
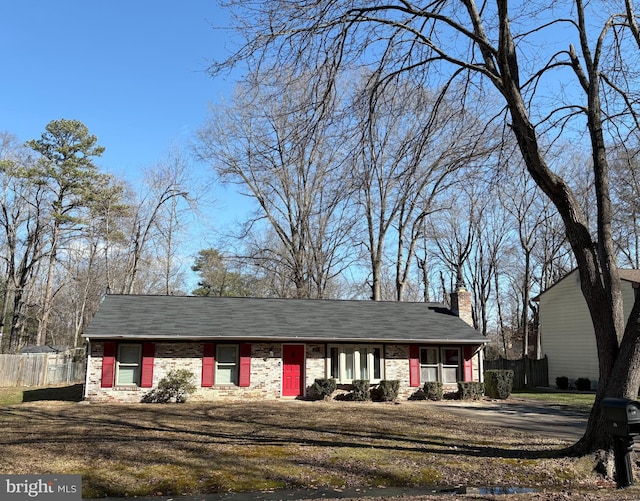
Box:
<box><xmin>282</xmin><ymin>344</ymin><xmax>305</xmax><ymax>397</ymax></box>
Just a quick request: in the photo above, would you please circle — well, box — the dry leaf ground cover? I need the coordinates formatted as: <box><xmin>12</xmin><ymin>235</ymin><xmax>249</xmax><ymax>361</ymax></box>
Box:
<box><xmin>0</xmin><ymin>392</ymin><xmax>639</xmax><ymax>500</ymax></box>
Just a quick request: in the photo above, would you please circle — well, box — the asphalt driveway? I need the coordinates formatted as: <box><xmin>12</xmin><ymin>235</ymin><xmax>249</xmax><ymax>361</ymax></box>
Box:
<box><xmin>432</xmin><ymin>397</ymin><xmax>589</xmax><ymax>443</ymax></box>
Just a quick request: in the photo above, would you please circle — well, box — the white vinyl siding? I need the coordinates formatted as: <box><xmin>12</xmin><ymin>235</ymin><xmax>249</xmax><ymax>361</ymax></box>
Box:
<box><xmin>540</xmin><ymin>270</ymin><xmax>637</xmax><ymax>387</ymax></box>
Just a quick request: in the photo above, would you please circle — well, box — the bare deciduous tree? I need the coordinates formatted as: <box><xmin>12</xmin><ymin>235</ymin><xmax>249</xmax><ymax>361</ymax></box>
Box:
<box><xmin>215</xmin><ymin>0</ymin><xmax>640</xmax><ymax>454</ymax></box>
<box><xmin>611</xmin><ymin>144</ymin><xmax>640</xmax><ymax>267</ymax></box>
<box><xmin>63</xmin><ymin>175</ymin><xmax>128</xmax><ymax>347</ymax></box>
<box><xmin>120</xmin><ymin>156</ymin><xmax>191</xmax><ymax>295</ymax></box>
<box><xmin>0</xmin><ymin>134</ymin><xmax>47</xmax><ymax>351</ymax></box>
<box><xmin>499</xmin><ymin>164</ymin><xmax>549</xmax><ymax>363</ymax></box>
<box><xmin>352</xmin><ymin>79</ymin><xmax>491</xmax><ymax>301</ymax></box>
<box><xmin>470</xmin><ymin>188</ymin><xmax>510</xmax><ymax>338</ymax></box>
<box><xmin>431</xmin><ymin>192</ymin><xmax>476</xmax><ymax>296</ymax></box>
<box><xmin>196</xmin><ymin>73</ymin><xmax>355</xmax><ymax>298</ymax></box>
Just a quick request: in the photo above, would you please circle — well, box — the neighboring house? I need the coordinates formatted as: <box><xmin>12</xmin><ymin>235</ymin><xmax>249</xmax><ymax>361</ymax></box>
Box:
<box><xmin>82</xmin><ymin>290</ymin><xmax>487</xmax><ymax>402</ymax></box>
<box><xmin>538</xmin><ymin>268</ymin><xmax>640</xmax><ymax>389</ymax></box>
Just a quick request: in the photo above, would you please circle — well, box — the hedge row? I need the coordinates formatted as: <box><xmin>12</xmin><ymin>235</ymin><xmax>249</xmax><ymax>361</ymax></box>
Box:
<box><xmin>556</xmin><ymin>376</ymin><xmax>592</xmax><ymax>391</ymax></box>
<box><xmin>312</xmin><ymin>370</ymin><xmax>515</xmax><ymax>402</ymax></box>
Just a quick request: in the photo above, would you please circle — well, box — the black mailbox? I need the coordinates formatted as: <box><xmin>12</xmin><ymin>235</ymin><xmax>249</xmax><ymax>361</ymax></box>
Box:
<box><xmin>601</xmin><ymin>397</ymin><xmax>640</xmax><ymax>488</ymax></box>
<box><xmin>601</xmin><ymin>397</ymin><xmax>640</xmax><ymax>437</ymax></box>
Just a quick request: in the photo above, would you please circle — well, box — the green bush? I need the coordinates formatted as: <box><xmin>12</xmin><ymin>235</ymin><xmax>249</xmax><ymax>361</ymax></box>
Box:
<box><xmin>423</xmin><ymin>381</ymin><xmax>443</xmax><ymax>401</ymax></box>
<box><xmin>141</xmin><ymin>369</ymin><xmax>196</xmax><ymax>403</ymax></box>
<box><xmin>556</xmin><ymin>376</ymin><xmax>569</xmax><ymax>390</ymax></box>
<box><xmin>371</xmin><ymin>380</ymin><xmax>400</xmax><ymax>402</ymax></box>
<box><xmin>350</xmin><ymin>380</ymin><xmax>370</xmax><ymax>401</ymax></box>
<box><xmin>312</xmin><ymin>378</ymin><xmax>337</xmax><ymax>400</ymax></box>
<box><xmin>575</xmin><ymin>377</ymin><xmax>591</xmax><ymax>391</ymax></box>
<box><xmin>458</xmin><ymin>381</ymin><xmax>484</xmax><ymax>400</ymax></box>
<box><xmin>483</xmin><ymin>370</ymin><xmax>513</xmax><ymax>399</ymax></box>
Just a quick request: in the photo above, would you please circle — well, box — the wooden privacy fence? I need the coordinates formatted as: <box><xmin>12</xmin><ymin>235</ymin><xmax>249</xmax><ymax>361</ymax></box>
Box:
<box><xmin>0</xmin><ymin>352</ymin><xmax>86</xmax><ymax>387</ymax></box>
<box><xmin>484</xmin><ymin>355</ymin><xmax>549</xmax><ymax>390</ymax></box>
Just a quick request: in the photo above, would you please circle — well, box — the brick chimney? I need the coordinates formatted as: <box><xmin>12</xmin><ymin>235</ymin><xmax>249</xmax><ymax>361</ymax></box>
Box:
<box><xmin>450</xmin><ymin>287</ymin><xmax>474</xmax><ymax>327</ymax></box>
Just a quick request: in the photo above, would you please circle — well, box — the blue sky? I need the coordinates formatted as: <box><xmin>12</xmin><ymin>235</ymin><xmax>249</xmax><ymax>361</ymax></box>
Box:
<box><xmin>1</xmin><ymin>1</ymin><xmax>251</xmax><ymax>289</ymax></box>
<box><xmin>1</xmin><ymin>1</ymin><xmax>238</xmax><ymax>180</ymax></box>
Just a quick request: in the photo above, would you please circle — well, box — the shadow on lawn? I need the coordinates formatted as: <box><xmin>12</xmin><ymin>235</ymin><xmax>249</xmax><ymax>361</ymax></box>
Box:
<box><xmin>3</xmin><ymin>399</ymin><xmax>566</xmax><ymax>465</ymax></box>
<box><xmin>22</xmin><ymin>383</ymin><xmax>84</xmax><ymax>402</ymax></box>
<box><xmin>0</xmin><ymin>400</ymin><xmax>582</xmax><ymax>497</ymax></box>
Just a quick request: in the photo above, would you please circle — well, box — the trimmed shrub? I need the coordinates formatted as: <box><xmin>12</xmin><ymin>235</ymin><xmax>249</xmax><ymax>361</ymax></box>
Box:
<box><xmin>575</xmin><ymin>377</ymin><xmax>592</xmax><ymax>391</ymax></box>
<box><xmin>142</xmin><ymin>369</ymin><xmax>196</xmax><ymax>403</ymax></box>
<box><xmin>312</xmin><ymin>378</ymin><xmax>337</xmax><ymax>400</ymax></box>
<box><xmin>556</xmin><ymin>376</ymin><xmax>569</xmax><ymax>390</ymax></box>
<box><xmin>458</xmin><ymin>381</ymin><xmax>484</xmax><ymax>400</ymax></box>
<box><xmin>351</xmin><ymin>380</ymin><xmax>371</xmax><ymax>401</ymax></box>
<box><xmin>371</xmin><ymin>380</ymin><xmax>400</xmax><ymax>402</ymax></box>
<box><xmin>484</xmin><ymin>370</ymin><xmax>513</xmax><ymax>399</ymax></box>
<box><xmin>423</xmin><ymin>381</ymin><xmax>444</xmax><ymax>401</ymax></box>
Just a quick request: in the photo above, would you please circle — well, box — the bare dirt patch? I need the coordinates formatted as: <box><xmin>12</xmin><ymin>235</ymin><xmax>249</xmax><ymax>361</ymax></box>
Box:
<box><xmin>0</xmin><ymin>399</ymin><xmax>638</xmax><ymax>499</ymax></box>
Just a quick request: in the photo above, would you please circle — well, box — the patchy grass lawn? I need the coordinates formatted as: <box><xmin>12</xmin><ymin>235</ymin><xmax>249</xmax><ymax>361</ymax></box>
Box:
<box><xmin>512</xmin><ymin>390</ymin><xmax>596</xmax><ymax>412</ymax></box>
<box><xmin>0</xmin><ymin>390</ymin><xmax>639</xmax><ymax>500</ymax></box>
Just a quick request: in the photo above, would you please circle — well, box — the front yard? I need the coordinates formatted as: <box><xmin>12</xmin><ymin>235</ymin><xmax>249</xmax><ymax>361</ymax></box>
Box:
<box><xmin>0</xmin><ymin>390</ymin><xmax>639</xmax><ymax>499</ymax></box>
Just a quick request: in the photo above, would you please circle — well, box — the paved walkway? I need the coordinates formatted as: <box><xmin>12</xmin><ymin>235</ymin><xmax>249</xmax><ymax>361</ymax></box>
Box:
<box><xmin>93</xmin><ymin>485</ymin><xmax>533</xmax><ymax>501</ymax></box>
<box><xmin>432</xmin><ymin>397</ymin><xmax>589</xmax><ymax>443</ymax></box>
<box><xmin>95</xmin><ymin>486</ymin><xmax>467</xmax><ymax>501</ymax></box>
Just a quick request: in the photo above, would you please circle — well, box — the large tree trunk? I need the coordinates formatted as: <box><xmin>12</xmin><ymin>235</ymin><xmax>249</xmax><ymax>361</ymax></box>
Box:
<box><xmin>506</xmin><ymin>74</ymin><xmax>621</xmax><ymax>454</ymax></box>
<box><xmin>213</xmin><ymin>0</ymin><xmax>640</xmax><ymax>456</ymax></box>
<box><xmin>491</xmin><ymin>0</ymin><xmax>625</xmax><ymax>453</ymax></box>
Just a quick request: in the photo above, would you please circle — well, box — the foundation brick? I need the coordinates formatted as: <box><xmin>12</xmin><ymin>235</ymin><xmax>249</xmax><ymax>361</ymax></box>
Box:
<box><xmin>86</xmin><ymin>341</ymin><xmax>481</xmax><ymax>403</ymax></box>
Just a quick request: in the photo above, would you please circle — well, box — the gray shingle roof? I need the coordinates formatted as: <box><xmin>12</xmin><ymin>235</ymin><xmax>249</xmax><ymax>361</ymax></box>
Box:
<box><xmin>620</xmin><ymin>269</ymin><xmax>640</xmax><ymax>283</ymax></box>
<box><xmin>83</xmin><ymin>295</ymin><xmax>487</xmax><ymax>344</ymax></box>
<box><xmin>20</xmin><ymin>345</ymin><xmax>69</xmax><ymax>354</ymax></box>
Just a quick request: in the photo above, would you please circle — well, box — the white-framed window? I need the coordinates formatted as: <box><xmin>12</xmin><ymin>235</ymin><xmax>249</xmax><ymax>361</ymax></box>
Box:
<box><xmin>216</xmin><ymin>344</ymin><xmax>239</xmax><ymax>385</ymax></box>
<box><xmin>420</xmin><ymin>347</ymin><xmax>439</xmax><ymax>383</ymax></box>
<box><xmin>116</xmin><ymin>344</ymin><xmax>141</xmax><ymax>386</ymax></box>
<box><xmin>327</xmin><ymin>345</ymin><xmax>383</xmax><ymax>383</ymax></box>
<box><xmin>441</xmin><ymin>348</ymin><xmax>460</xmax><ymax>384</ymax></box>
<box><xmin>420</xmin><ymin>347</ymin><xmax>460</xmax><ymax>384</ymax></box>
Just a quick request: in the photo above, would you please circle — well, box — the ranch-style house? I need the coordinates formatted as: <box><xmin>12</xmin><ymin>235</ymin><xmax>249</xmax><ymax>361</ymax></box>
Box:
<box><xmin>83</xmin><ymin>290</ymin><xmax>487</xmax><ymax>402</ymax></box>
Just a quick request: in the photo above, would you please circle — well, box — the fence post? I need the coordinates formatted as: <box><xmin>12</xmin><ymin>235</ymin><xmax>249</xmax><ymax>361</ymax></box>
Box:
<box><xmin>18</xmin><ymin>356</ymin><xmax>24</xmax><ymax>387</ymax></box>
<box><xmin>41</xmin><ymin>354</ymin><xmax>49</xmax><ymax>386</ymax></box>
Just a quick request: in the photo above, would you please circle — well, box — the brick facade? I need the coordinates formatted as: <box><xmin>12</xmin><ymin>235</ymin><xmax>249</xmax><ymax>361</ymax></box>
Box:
<box><xmin>85</xmin><ymin>341</ymin><xmax>482</xmax><ymax>403</ymax></box>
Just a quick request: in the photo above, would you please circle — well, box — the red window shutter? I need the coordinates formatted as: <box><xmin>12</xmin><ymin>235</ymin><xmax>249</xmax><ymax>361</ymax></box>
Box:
<box><xmin>202</xmin><ymin>343</ymin><xmax>216</xmax><ymax>387</ymax></box>
<box><xmin>239</xmin><ymin>343</ymin><xmax>251</xmax><ymax>387</ymax></box>
<box><xmin>409</xmin><ymin>345</ymin><xmax>420</xmax><ymax>387</ymax></box>
<box><xmin>101</xmin><ymin>342</ymin><xmax>116</xmax><ymax>388</ymax></box>
<box><xmin>140</xmin><ymin>342</ymin><xmax>155</xmax><ymax>388</ymax></box>
<box><xmin>463</xmin><ymin>346</ymin><xmax>474</xmax><ymax>382</ymax></box>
